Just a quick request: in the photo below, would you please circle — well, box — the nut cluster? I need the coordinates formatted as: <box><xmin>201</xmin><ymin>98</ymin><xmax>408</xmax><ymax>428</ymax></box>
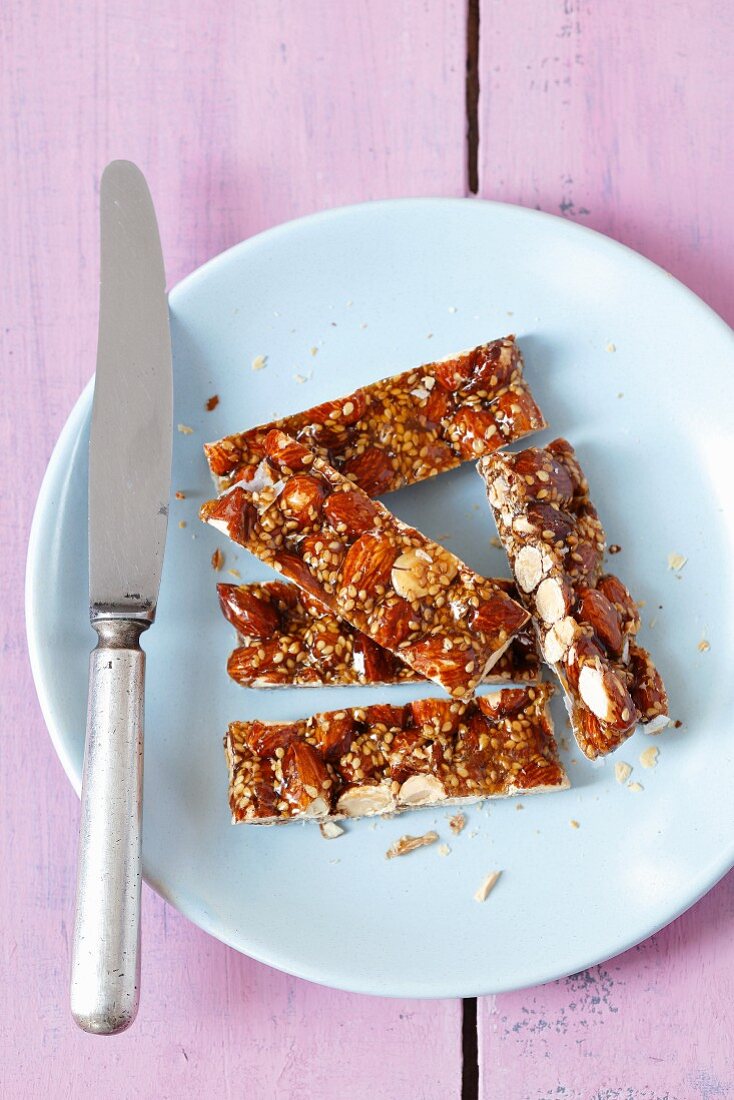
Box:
<box><xmin>202</xmin><ymin>430</ymin><xmax>530</xmax><ymax>698</ymax></box>
<box><xmin>219</xmin><ymin>580</ymin><xmax>541</xmax><ymax>688</ymax></box>
<box><xmin>225</xmin><ymin>686</ymin><xmax>568</xmax><ymax>823</ymax></box>
<box><xmin>204</xmin><ymin>335</ymin><xmax>546</xmax><ymax>494</ymax></box>
<box><xmin>479</xmin><ymin>439</ymin><xmax>669</xmax><ymax>758</ymax></box>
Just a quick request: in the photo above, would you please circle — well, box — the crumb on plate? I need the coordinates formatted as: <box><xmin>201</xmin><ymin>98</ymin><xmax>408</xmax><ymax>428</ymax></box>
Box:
<box><xmin>474</xmin><ymin>870</ymin><xmax>501</xmax><ymax>903</ymax></box>
<box><xmin>615</xmin><ymin>762</ymin><xmax>632</xmax><ymax>784</ymax></box>
<box><xmin>386</xmin><ymin>831</ymin><xmax>439</xmax><ymax>859</ymax></box>
<box><xmin>211</xmin><ymin>548</ymin><xmax>224</xmax><ymax>571</ymax></box>
<box><xmin>640</xmin><ymin>746</ymin><xmax>659</xmax><ymax>769</ymax></box>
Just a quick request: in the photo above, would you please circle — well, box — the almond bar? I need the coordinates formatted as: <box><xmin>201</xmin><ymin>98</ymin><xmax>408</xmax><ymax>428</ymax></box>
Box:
<box><xmin>478</xmin><ymin>439</ymin><xmax>669</xmax><ymax>758</ymax></box>
<box><xmin>205</xmin><ymin>335</ymin><xmax>546</xmax><ymax>494</ymax></box>
<box><xmin>219</xmin><ymin>580</ymin><xmax>541</xmax><ymax>687</ymax></box>
<box><xmin>202</xmin><ymin>431</ymin><xmax>530</xmax><ymax>698</ymax></box>
<box><xmin>226</xmin><ymin>686</ymin><xmax>569</xmax><ymax>824</ymax></box>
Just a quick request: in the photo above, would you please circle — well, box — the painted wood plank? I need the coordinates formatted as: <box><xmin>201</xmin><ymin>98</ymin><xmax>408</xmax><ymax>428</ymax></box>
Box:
<box><xmin>477</xmin><ymin>1</ymin><xmax>734</xmax><ymax>1094</ymax></box>
<box><xmin>0</xmin><ymin>2</ymin><xmax>466</xmax><ymax>1096</ymax></box>
<box><xmin>477</xmin><ymin>0</ymin><xmax>734</xmax><ymax>324</ymax></box>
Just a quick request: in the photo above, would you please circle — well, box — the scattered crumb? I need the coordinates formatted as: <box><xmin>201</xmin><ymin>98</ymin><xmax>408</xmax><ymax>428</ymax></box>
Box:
<box><xmin>468</xmin><ymin>828</ymin><xmax>479</xmax><ymax>839</ymax></box>
<box><xmin>448</xmin><ymin>306</ymin><xmax>457</xmax><ymax>313</ymax></box>
<box><xmin>328</xmin><ymin>858</ymin><xmax>341</xmax><ymax>865</ymax></box>
<box><xmin>570</xmin><ymin>819</ymin><xmax>580</xmax><ymax>829</ymax></box>
<box><xmin>177</xmin><ymin>423</ymin><xmax>194</xmax><ymax>435</ymax></box>
<box><xmin>205</xmin><ymin>394</ymin><xmax>219</xmax><ymax>411</ymax></box>
<box><xmin>609</xmin><ymin>544</ymin><xmax>622</xmax><ymax>555</ymax></box>
<box><xmin>615</xmin><ymin>761</ymin><xmax>632</xmax><ymax>784</ymax></box>
<box><xmin>673</xmin><ymin>719</ymin><xmax>682</xmax><ymax>729</ymax></box>
<box><xmin>668</xmin><ymin>552</ymin><xmax>687</xmax><ymax>572</ymax></box>
<box><xmin>649</xmin><ymin>617</ymin><xmax>657</xmax><ymax>629</ymax></box>
<box><xmin>211</xmin><ymin>548</ymin><xmax>224</xmax><ymax>571</ymax></box>
<box><xmin>606</xmin><ymin>342</ymin><xmax>616</xmax><ymax>352</ymax></box>
<box><xmin>426</xmin><ymin>333</ymin><xmax>433</xmax><ymax>339</ymax></box>
<box><xmin>320</xmin><ymin>822</ymin><xmax>344</xmax><ymax>840</ymax></box>
<box><xmin>330</xmin><ymin>321</ymin><xmax>337</xmax><ymax>327</ymax></box>
<box><xmin>386</xmin><ymin>831</ymin><xmax>438</xmax><ymax>859</ymax></box>
<box><xmin>293</xmin><ymin>373</ymin><xmax>307</xmax><ymax>384</ymax></box>
<box><xmin>640</xmin><ymin>746</ymin><xmax>659</xmax><ymax>769</ymax></box>
<box><xmin>227</xmin><ymin>568</ymin><xmax>241</xmax><ymax>578</ymax></box>
<box><xmin>252</xmin><ymin>355</ymin><xmax>267</xmax><ymax>371</ymax></box>
<box><xmin>438</xmin><ymin>844</ymin><xmax>451</xmax><ymax>857</ymax></box>
<box><xmin>360</xmin><ymin>323</ymin><xmax>368</xmax><ymax>330</ymax></box>
<box><xmin>628</xmin><ymin>782</ymin><xmax>644</xmax><ymax>793</ymax></box>
<box><xmin>474</xmin><ymin>870</ymin><xmax>501</xmax><ymax>903</ymax></box>
<box><xmin>310</xmin><ymin>346</ymin><xmax>318</xmax><ymax>356</ymax></box>
<box><xmin>698</xmin><ymin>638</ymin><xmax>710</xmax><ymax>653</ymax></box>
<box><xmin>506</xmin><ymin>310</ymin><xmax>514</xmax><ymax>316</ymax></box>
<box><xmin>636</xmin><ymin>600</ymin><xmax>647</xmax><ymax>609</ymax></box>
<box><xmin>346</xmin><ymin>300</ymin><xmax>353</xmax><ymax>307</ymax></box>
<box><xmin>515</xmin><ymin>803</ymin><xmax>524</xmax><ymax>811</ymax></box>
<box><xmin>178</xmin><ymin>520</ymin><xmax>186</xmax><ymax>529</ymax></box>
<box><xmin>559</xmin><ymin>736</ymin><xmax>570</xmax><ymax>751</ymax></box>
<box><xmin>489</xmin><ymin>536</ymin><xmax>502</xmax><ymax>549</ymax></box>
<box><xmin>472</xmin><ymin>503</ymin><xmax>480</xmax><ymax>511</ymax></box>
<box><xmin>617</xmin><ymin>393</ymin><xmax>624</xmax><ymax>399</ymax></box>
<box><xmin>448</xmin><ymin>812</ymin><xmax>466</xmax><ymax>835</ymax></box>
<box><xmin>175</xmin><ymin>491</ymin><xmax>186</xmax><ymax>500</ymax></box>
<box><xmin>570</xmin><ymin>758</ymin><xmax>579</xmax><ymax>766</ymax></box>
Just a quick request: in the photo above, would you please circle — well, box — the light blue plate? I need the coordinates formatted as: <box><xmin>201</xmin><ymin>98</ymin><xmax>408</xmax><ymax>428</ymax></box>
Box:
<box><xmin>27</xmin><ymin>199</ymin><xmax>734</xmax><ymax>997</ymax></box>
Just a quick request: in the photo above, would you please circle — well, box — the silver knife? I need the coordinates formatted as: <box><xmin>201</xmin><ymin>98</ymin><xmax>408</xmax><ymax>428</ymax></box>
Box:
<box><xmin>70</xmin><ymin>161</ymin><xmax>172</xmax><ymax>1034</ymax></box>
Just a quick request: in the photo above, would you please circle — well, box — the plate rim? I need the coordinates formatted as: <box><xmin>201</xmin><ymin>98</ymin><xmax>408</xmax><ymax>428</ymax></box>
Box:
<box><xmin>27</xmin><ymin>196</ymin><xmax>734</xmax><ymax>997</ymax></box>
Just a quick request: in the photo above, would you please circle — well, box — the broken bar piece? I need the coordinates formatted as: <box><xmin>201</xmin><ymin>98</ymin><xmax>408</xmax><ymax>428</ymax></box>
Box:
<box><xmin>205</xmin><ymin>335</ymin><xmax>546</xmax><ymax>493</ymax></box>
<box><xmin>225</xmin><ymin>685</ymin><xmax>568</xmax><ymax>824</ymax></box>
<box><xmin>478</xmin><ymin>438</ymin><xmax>669</xmax><ymax>758</ymax></box>
<box><xmin>202</xmin><ymin>431</ymin><xmax>530</xmax><ymax>699</ymax></box>
<box><xmin>219</xmin><ymin>580</ymin><xmax>541</xmax><ymax>687</ymax></box>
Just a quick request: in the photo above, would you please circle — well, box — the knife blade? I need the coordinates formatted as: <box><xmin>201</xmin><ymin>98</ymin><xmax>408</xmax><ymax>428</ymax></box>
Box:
<box><xmin>70</xmin><ymin>161</ymin><xmax>172</xmax><ymax>1035</ymax></box>
<box><xmin>88</xmin><ymin>160</ymin><xmax>172</xmax><ymax>620</ymax></box>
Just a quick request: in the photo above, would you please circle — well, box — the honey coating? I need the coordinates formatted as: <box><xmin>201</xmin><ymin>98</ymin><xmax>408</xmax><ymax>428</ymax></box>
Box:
<box><xmin>226</xmin><ymin>685</ymin><xmax>568</xmax><ymax>824</ymax></box>
<box><xmin>479</xmin><ymin>439</ymin><xmax>669</xmax><ymax>758</ymax></box>
<box><xmin>201</xmin><ymin>430</ymin><xmax>530</xmax><ymax>699</ymax></box>
<box><xmin>219</xmin><ymin>580</ymin><xmax>541</xmax><ymax>688</ymax></box>
<box><xmin>204</xmin><ymin>335</ymin><xmax>546</xmax><ymax>494</ymax></box>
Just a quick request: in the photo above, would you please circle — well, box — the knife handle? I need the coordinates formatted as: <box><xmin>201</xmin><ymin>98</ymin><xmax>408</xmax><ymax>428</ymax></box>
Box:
<box><xmin>70</xmin><ymin>618</ymin><xmax>147</xmax><ymax>1034</ymax></box>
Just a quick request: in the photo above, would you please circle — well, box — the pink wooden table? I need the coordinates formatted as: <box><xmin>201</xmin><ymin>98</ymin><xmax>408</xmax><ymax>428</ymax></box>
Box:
<box><xmin>2</xmin><ymin>2</ymin><xmax>732</xmax><ymax>1096</ymax></box>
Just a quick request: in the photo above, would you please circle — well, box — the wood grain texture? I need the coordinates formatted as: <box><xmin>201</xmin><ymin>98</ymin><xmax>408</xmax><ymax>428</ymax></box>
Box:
<box><xmin>0</xmin><ymin>2</ymin><xmax>465</xmax><ymax>1096</ymax></box>
<box><xmin>478</xmin><ymin>0</ymin><xmax>734</xmax><ymax>325</ymax></box>
<box><xmin>477</xmin><ymin>1</ymin><xmax>734</xmax><ymax>1095</ymax></box>
<box><xmin>479</xmin><ymin>875</ymin><xmax>734</xmax><ymax>1099</ymax></box>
